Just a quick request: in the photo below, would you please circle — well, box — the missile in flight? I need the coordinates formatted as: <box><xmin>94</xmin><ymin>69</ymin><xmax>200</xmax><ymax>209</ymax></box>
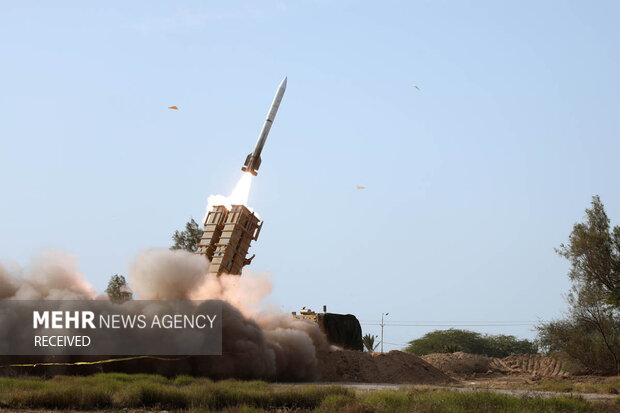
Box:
<box><xmin>241</xmin><ymin>77</ymin><xmax>287</xmax><ymax>176</ymax></box>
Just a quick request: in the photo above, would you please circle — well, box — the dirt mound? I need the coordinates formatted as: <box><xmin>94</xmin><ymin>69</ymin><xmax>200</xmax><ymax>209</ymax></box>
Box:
<box><xmin>501</xmin><ymin>354</ymin><xmax>573</xmax><ymax>377</ymax></box>
<box><xmin>422</xmin><ymin>352</ymin><xmax>574</xmax><ymax>378</ymax></box>
<box><xmin>317</xmin><ymin>350</ymin><xmax>454</xmax><ymax>384</ymax></box>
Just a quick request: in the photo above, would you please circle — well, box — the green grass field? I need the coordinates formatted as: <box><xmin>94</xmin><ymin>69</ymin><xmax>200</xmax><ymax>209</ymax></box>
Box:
<box><xmin>0</xmin><ymin>374</ymin><xmax>618</xmax><ymax>412</ymax></box>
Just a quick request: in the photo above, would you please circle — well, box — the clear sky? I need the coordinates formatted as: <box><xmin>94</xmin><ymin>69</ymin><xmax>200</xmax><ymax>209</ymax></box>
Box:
<box><xmin>1</xmin><ymin>1</ymin><xmax>619</xmax><ymax>351</ymax></box>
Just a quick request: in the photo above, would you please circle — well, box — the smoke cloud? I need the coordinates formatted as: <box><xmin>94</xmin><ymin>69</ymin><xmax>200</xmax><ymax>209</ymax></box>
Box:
<box><xmin>0</xmin><ymin>250</ymin><xmax>95</xmax><ymax>300</ymax></box>
<box><xmin>129</xmin><ymin>248</ymin><xmax>329</xmax><ymax>380</ymax></box>
<box><xmin>0</xmin><ymin>248</ymin><xmax>329</xmax><ymax>381</ymax></box>
<box><xmin>129</xmin><ymin>249</ymin><xmax>209</xmax><ymax>300</ymax></box>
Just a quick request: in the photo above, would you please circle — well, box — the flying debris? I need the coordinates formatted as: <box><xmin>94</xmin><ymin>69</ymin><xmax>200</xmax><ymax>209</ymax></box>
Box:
<box><xmin>356</xmin><ymin>186</ymin><xmax>366</xmax><ymax>190</ymax></box>
<box><xmin>413</xmin><ymin>85</ymin><xmax>420</xmax><ymax>90</ymax></box>
<box><xmin>242</xmin><ymin>77</ymin><xmax>287</xmax><ymax>176</ymax></box>
<box><xmin>168</xmin><ymin>106</ymin><xmax>179</xmax><ymax>110</ymax></box>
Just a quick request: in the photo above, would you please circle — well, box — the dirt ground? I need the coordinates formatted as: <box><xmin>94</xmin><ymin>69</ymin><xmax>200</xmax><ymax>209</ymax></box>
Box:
<box><xmin>316</xmin><ymin>349</ymin><xmax>454</xmax><ymax>384</ymax></box>
<box><xmin>316</xmin><ymin>349</ymin><xmax>620</xmax><ymax>397</ymax></box>
<box><xmin>316</xmin><ymin>350</ymin><xmax>578</xmax><ymax>384</ymax></box>
<box><xmin>421</xmin><ymin>352</ymin><xmax>576</xmax><ymax>378</ymax></box>
<box><xmin>419</xmin><ymin>351</ymin><xmax>620</xmax><ymax>396</ymax></box>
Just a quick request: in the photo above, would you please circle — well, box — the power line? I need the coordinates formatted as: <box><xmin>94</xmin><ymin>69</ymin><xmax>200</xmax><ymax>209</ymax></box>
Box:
<box><xmin>359</xmin><ymin>320</ymin><xmax>537</xmax><ymax>323</ymax></box>
<box><xmin>361</xmin><ymin>322</ymin><xmax>536</xmax><ymax>327</ymax></box>
<box><xmin>382</xmin><ymin>341</ymin><xmax>407</xmax><ymax>347</ymax></box>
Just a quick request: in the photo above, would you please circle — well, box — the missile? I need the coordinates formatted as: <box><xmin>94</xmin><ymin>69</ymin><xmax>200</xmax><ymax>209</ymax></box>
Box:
<box><xmin>241</xmin><ymin>76</ymin><xmax>287</xmax><ymax>176</ymax></box>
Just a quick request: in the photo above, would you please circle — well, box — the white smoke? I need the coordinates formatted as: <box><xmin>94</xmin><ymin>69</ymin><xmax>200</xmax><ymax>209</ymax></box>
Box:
<box><xmin>129</xmin><ymin>249</ymin><xmax>208</xmax><ymax>300</ymax></box>
<box><xmin>0</xmin><ymin>250</ymin><xmax>96</xmax><ymax>300</ymax></box>
<box><xmin>204</xmin><ymin>173</ymin><xmax>256</xmax><ymax>224</ymax></box>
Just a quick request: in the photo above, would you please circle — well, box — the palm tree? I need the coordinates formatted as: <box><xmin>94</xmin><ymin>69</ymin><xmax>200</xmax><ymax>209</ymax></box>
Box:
<box><xmin>362</xmin><ymin>334</ymin><xmax>379</xmax><ymax>353</ymax></box>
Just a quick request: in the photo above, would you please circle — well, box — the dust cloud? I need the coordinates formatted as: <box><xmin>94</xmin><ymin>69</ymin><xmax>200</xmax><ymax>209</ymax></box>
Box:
<box><xmin>0</xmin><ymin>248</ymin><xmax>329</xmax><ymax>380</ymax></box>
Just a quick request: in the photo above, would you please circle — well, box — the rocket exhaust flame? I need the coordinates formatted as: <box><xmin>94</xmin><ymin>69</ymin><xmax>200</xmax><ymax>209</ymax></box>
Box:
<box><xmin>205</xmin><ymin>172</ymin><xmax>254</xmax><ymax>221</ymax></box>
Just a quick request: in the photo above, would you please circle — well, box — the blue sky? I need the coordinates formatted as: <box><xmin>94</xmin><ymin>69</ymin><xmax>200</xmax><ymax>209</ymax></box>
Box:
<box><xmin>1</xmin><ymin>1</ymin><xmax>619</xmax><ymax>350</ymax></box>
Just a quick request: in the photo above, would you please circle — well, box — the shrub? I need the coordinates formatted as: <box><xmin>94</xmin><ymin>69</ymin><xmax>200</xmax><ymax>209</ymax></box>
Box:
<box><xmin>405</xmin><ymin>329</ymin><xmax>537</xmax><ymax>357</ymax></box>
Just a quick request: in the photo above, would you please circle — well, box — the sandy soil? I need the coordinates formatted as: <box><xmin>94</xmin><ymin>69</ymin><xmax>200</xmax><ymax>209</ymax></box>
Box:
<box><xmin>316</xmin><ymin>349</ymin><xmax>454</xmax><ymax>384</ymax></box>
<box><xmin>315</xmin><ymin>349</ymin><xmax>619</xmax><ymax>399</ymax></box>
<box><xmin>422</xmin><ymin>352</ymin><xmax>576</xmax><ymax>378</ymax></box>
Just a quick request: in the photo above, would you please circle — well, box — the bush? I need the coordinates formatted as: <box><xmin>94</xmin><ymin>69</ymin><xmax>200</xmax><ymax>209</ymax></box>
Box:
<box><xmin>405</xmin><ymin>329</ymin><xmax>538</xmax><ymax>357</ymax></box>
<box><xmin>537</xmin><ymin>318</ymin><xmax>620</xmax><ymax>375</ymax></box>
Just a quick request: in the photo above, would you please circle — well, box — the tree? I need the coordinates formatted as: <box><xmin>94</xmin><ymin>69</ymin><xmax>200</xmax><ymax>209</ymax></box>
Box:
<box><xmin>538</xmin><ymin>195</ymin><xmax>620</xmax><ymax>374</ymax></box>
<box><xmin>487</xmin><ymin>334</ymin><xmax>539</xmax><ymax>356</ymax></box>
<box><xmin>556</xmin><ymin>195</ymin><xmax>620</xmax><ymax>307</ymax></box>
<box><xmin>537</xmin><ymin>289</ymin><xmax>620</xmax><ymax>374</ymax></box>
<box><xmin>362</xmin><ymin>334</ymin><xmax>379</xmax><ymax>353</ymax></box>
<box><xmin>171</xmin><ymin>218</ymin><xmax>202</xmax><ymax>252</ymax></box>
<box><xmin>406</xmin><ymin>329</ymin><xmax>482</xmax><ymax>356</ymax></box>
<box><xmin>105</xmin><ymin>274</ymin><xmax>132</xmax><ymax>302</ymax></box>
<box><xmin>405</xmin><ymin>329</ymin><xmax>537</xmax><ymax>357</ymax></box>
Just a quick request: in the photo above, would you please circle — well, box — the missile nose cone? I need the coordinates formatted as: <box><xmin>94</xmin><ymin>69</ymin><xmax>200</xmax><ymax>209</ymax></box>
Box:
<box><xmin>280</xmin><ymin>76</ymin><xmax>287</xmax><ymax>90</ymax></box>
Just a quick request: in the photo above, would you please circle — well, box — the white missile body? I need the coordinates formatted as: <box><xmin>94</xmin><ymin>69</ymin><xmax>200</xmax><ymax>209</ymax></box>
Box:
<box><xmin>241</xmin><ymin>77</ymin><xmax>287</xmax><ymax>176</ymax></box>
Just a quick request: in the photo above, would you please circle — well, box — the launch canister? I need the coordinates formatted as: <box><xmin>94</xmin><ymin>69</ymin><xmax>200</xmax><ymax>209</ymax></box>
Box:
<box><xmin>241</xmin><ymin>76</ymin><xmax>287</xmax><ymax>176</ymax></box>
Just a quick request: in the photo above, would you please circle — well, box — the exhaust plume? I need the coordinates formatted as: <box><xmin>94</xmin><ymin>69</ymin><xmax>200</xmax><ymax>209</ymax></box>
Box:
<box><xmin>205</xmin><ymin>173</ymin><xmax>254</xmax><ymax>219</ymax></box>
<box><xmin>0</xmin><ymin>250</ymin><xmax>96</xmax><ymax>300</ymax></box>
<box><xmin>0</xmin><ymin>248</ymin><xmax>329</xmax><ymax>381</ymax></box>
<box><xmin>130</xmin><ymin>248</ymin><xmax>329</xmax><ymax>380</ymax></box>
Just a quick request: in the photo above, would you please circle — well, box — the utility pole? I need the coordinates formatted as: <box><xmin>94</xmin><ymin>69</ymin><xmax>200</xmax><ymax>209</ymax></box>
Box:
<box><xmin>380</xmin><ymin>312</ymin><xmax>389</xmax><ymax>353</ymax></box>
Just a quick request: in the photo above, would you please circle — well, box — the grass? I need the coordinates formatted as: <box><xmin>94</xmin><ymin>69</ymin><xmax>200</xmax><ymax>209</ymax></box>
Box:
<box><xmin>474</xmin><ymin>378</ymin><xmax>620</xmax><ymax>395</ymax></box>
<box><xmin>530</xmin><ymin>380</ymin><xmax>620</xmax><ymax>395</ymax></box>
<box><xmin>0</xmin><ymin>374</ymin><xmax>350</xmax><ymax>411</ymax></box>
<box><xmin>355</xmin><ymin>389</ymin><xmax>619</xmax><ymax>413</ymax></box>
<box><xmin>0</xmin><ymin>374</ymin><xmax>618</xmax><ymax>412</ymax></box>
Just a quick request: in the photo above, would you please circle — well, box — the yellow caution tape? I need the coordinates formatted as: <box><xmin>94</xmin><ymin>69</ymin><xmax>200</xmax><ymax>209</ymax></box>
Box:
<box><xmin>2</xmin><ymin>355</ymin><xmax>189</xmax><ymax>368</ymax></box>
